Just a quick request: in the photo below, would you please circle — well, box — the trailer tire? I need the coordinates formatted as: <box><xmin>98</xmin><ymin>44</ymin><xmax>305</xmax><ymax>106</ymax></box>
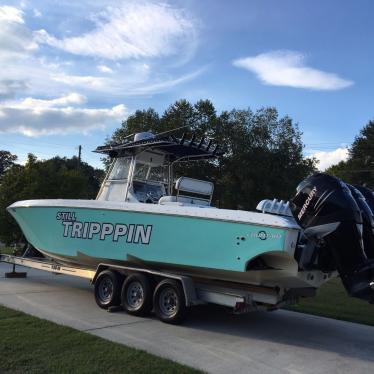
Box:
<box><xmin>121</xmin><ymin>274</ymin><xmax>153</xmax><ymax>316</ymax></box>
<box><xmin>153</xmin><ymin>279</ymin><xmax>187</xmax><ymax>324</ymax></box>
<box><xmin>94</xmin><ymin>270</ymin><xmax>122</xmax><ymax>309</ymax></box>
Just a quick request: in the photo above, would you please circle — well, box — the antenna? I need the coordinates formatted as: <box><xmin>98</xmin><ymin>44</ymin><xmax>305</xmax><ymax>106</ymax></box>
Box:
<box><xmin>118</xmin><ymin>133</ymin><xmax>136</xmax><ymax>143</ymax></box>
<box><xmin>154</xmin><ymin>125</ymin><xmax>191</xmax><ymax>139</ymax></box>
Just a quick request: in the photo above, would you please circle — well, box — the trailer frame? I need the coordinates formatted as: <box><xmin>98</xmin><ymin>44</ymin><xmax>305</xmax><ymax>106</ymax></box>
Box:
<box><xmin>0</xmin><ymin>253</ymin><xmax>291</xmax><ymax>322</ymax></box>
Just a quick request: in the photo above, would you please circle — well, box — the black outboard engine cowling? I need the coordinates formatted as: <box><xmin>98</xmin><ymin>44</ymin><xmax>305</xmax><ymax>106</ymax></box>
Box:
<box><xmin>355</xmin><ymin>185</ymin><xmax>374</xmax><ymax>213</ymax></box>
<box><xmin>355</xmin><ymin>185</ymin><xmax>374</xmax><ymax>259</ymax></box>
<box><xmin>347</xmin><ymin>185</ymin><xmax>374</xmax><ymax>260</ymax></box>
<box><xmin>290</xmin><ymin>173</ymin><xmax>374</xmax><ymax>302</ymax></box>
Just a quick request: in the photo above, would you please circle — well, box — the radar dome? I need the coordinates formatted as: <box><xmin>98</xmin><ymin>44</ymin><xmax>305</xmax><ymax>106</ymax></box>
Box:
<box><xmin>134</xmin><ymin>132</ymin><xmax>155</xmax><ymax>142</ymax></box>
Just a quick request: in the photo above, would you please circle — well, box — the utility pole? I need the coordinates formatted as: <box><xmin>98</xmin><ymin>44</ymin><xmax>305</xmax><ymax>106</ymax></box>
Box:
<box><xmin>78</xmin><ymin>145</ymin><xmax>82</xmax><ymax>168</ymax></box>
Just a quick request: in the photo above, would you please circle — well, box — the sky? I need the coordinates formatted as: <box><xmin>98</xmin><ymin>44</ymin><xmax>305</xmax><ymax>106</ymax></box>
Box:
<box><xmin>0</xmin><ymin>0</ymin><xmax>373</xmax><ymax>170</ymax></box>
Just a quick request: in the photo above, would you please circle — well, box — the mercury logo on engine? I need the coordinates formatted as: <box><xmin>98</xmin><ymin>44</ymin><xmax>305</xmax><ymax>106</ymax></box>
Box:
<box><xmin>56</xmin><ymin>211</ymin><xmax>152</xmax><ymax>245</ymax></box>
<box><xmin>298</xmin><ymin>186</ymin><xmax>317</xmax><ymax>220</ymax></box>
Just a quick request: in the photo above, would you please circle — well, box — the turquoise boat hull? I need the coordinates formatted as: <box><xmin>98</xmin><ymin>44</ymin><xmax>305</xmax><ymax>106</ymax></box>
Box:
<box><xmin>7</xmin><ymin>199</ymin><xmax>302</xmax><ymax>287</ymax></box>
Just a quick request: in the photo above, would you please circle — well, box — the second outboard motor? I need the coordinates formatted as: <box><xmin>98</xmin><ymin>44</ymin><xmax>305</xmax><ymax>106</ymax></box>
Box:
<box><xmin>290</xmin><ymin>173</ymin><xmax>374</xmax><ymax>302</ymax></box>
<box><xmin>355</xmin><ymin>185</ymin><xmax>374</xmax><ymax>257</ymax></box>
<box><xmin>347</xmin><ymin>185</ymin><xmax>374</xmax><ymax>260</ymax></box>
<box><xmin>355</xmin><ymin>185</ymin><xmax>374</xmax><ymax>212</ymax></box>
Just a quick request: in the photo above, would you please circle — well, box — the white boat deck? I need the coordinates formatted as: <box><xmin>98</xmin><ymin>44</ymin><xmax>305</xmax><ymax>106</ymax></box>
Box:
<box><xmin>9</xmin><ymin>199</ymin><xmax>300</xmax><ymax>230</ymax></box>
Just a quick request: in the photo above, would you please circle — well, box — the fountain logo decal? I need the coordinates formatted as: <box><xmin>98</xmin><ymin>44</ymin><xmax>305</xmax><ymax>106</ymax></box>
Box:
<box><xmin>250</xmin><ymin>231</ymin><xmax>282</xmax><ymax>240</ymax></box>
<box><xmin>56</xmin><ymin>211</ymin><xmax>152</xmax><ymax>245</ymax></box>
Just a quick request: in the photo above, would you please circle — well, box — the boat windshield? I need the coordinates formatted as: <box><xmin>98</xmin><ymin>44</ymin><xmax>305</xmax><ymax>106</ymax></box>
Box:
<box><xmin>105</xmin><ymin>157</ymin><xmax>168</xmax><ymax>203</ymax></box>
<box><xmin>133</xmin><ymin>162</ymin><xmax>148</xmax><ymax>180</ymax></box>
<box><xmin>133</xmin><ymin>162</ymin><xmax>168</xmax><ymax>203</ymax></box>
<box><xmin>134</xmin><ymin>162</ymin><xmax>168</xmax><ymax>184</ymax></box>
<box><xmin>108</xmin><ymin>157</ymin><xmax>131</xmax><ymax>180</ymax></box>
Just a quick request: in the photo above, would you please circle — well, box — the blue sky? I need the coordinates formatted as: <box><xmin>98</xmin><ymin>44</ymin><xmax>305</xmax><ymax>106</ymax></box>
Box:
<box><xmin>0</xmin><ymin>0</ymin><xmax>373</xmax><ymax>170</ymax></box>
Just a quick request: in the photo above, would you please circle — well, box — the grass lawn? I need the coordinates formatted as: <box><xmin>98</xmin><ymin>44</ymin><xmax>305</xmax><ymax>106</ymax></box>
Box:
<box><xmin>0</xmin><ymin>305</ymin><xmax>201</xmax><ymax>374</ymax></box>
<box><xmin>285</xmin><ymin>277</ymin><xmax>374</xmax><ymax>326</ymax></box>
<box><xmin>0</xmin><ymin>247</ymin><xmax>15</xmax><ymax>255</ymax></box>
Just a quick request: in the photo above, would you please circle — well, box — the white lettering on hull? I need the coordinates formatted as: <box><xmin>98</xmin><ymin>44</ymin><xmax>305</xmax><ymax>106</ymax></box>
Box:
<box><xmin>134</xmin><ymin>225</ymin><xmax>152</xmax><ymax>244</ymax></box>
<box><xmin>57</xmin><ymin>212</ymin><xmax>153</xmax><ymax>245</ymax></box>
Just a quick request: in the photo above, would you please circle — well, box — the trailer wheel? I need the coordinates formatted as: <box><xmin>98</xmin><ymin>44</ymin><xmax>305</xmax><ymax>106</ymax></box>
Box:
<box><xmin>121</xmin><ymin>274</ymin><xmax>153</xmax><ymax>316</ymax></box>
<box><xmin>94</xmin><ymin>270</ymin><xmax>121</xmax><ymax>309</ymax></box>
<box><xmin>153</xmin><ymin>279</ymin><xmax>187</xmax><ymax>324</ymax></box>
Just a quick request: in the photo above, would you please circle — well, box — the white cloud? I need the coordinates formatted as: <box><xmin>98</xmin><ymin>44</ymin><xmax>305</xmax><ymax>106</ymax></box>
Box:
<box><xmin>0</xmin><ymin>5</ymin><xmax>38</xmax><ymax>55</ymax></box>
<box><xmin>233</xmin><ymin>50</ymin><xmax>353</xmax><ymax>90</ymax></box>
<box><xmin>97</xmin><ymin>64</ymin><xmax>113</xmax><ymax>73</ymax></box>
<box><xmin>0</xmin><ymin>3</ymin><xmax>200</xmax><ymax>102</ymax></box>
<box><xmin>0</xmin><ymin>3</ymin><xmax>201</xmax><ymax>138</ymax></box>
<box><xmin>51</xmin><ymin>73</ymin><xmax>109</xmax><ymax>89</ymax></box>
<box><xmin>0</xmin><ymin>5</ymin><xmax>24</xmax><ymax>23</ymax></box>
<box><xmin>126</xmin><ymin>67</ymin><xmax>205</xmax><ymax>95</ymax></box>
<box><xmin>0</xmin><ymin>79</ymin><xmax>28</xmax><ymax>99</ymax></box>
<box><xmin>4</xmin><ymin>92</ymin><xmax>86</xmax><ymax>109</ymax></box>
<box><xmin>34</xmin><ymin>2</ymin><xmax>197</xmax><ymax>61</ymax></box>
<box><xmin>310</xmin><ymin>147</ymin><xmax>349</xmax><ymax>170</ymax></box>
<box><xmin>33</xmin><ymin>8</ymin><xmax>42</xmax><ymax>18</ymax></box>
<box><xmin>0</xmin><ymin>93</ymin><xmax>127</xmax><ymax>136</ymax></box>
<box><xmin>50</xmin><ymin>65</ymin><xmax>203</xmax><ymax>96</ymax></box>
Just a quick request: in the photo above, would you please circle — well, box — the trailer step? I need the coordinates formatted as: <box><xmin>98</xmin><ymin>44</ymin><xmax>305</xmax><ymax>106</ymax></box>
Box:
<box><xmin>3</xmin><ymin>257</ymin><xmax>28</xmax><ymax>278</ymax></box>
<box><xmin>5</xmin><ymin>271</ymin><xmax>27</xmax><ymax>278</ymax></box>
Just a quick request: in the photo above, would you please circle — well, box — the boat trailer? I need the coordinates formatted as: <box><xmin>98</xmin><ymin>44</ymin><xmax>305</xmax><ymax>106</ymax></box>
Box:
<box><xmin>0</xmin><ymin>253</ymin><xmax>306</xmax><ymax>323</ymax></box>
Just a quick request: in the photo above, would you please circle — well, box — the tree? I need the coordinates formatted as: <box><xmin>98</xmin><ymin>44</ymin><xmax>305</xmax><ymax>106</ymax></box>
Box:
<box><xmin>0</xmin><ymin>150</ymin><xmax>17</xmax><ymax>182</ymax></box>
<box><xmin>215</xmin><ymin>107</ymin><xmax>315</xmax><ymax>209</ymax></box>
<box><xmin>0</xmin><ymin>154</ymin><xmax>104</xmax><ymax>244</ymax></box>
<box><xmin>111</xmin><ymin>108</ymin><xmax>161</xmax><ymax>144</ymax></box>
<box><xmin>107</xmin><ymin>99</ymin><xmax>316</xmax><ymax>210</ymax></box>
<box><xmin>101</xmin><ymin>108</ymin><xmax>162</xmax><ymax>170</ymax></box>
<box><xmin>326</xmin><ymin>119</ymin><xmax>374</xmax><ymax>187</ymax></box>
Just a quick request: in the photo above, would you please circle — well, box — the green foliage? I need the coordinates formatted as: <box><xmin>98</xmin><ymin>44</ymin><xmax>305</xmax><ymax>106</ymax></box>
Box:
<box><xmin>0</xmin><ymin>246</ymin><xmax>14</xmax><ymax>254</ymax></box>
<box><xmin>107</xmin><ymin>99</ymin><xmax>316</xmax><ymax>209</ymax></box>
<box><xmin>286</xmin><ymin>278</ymin><xmax>374</xmax><ymax>326</ymax></box>
<box><xmin>0</xmin><ymin>155</ymin><xmax>104</xmax><ymax>244</ymax></box>
<box><xmin>326</xmin><ymin>119</ymin><xmax>374</xmax><ymax>187</ymax></box>
<box><xmin>215</xmin><ymin>108</ymin><xmax>315</xmax><ymax>208</ymax></box>
<box><xmin>0</xmin><ymin>150</ymin><xmax>17</xmax><ymax>182</ymax></box>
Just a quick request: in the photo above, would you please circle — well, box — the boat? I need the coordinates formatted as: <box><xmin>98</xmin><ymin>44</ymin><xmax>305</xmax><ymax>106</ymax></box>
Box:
<box><xmin>7</xmin><ymin>131</ymin><xmax>374</xmax><ymax>304</ymax></box>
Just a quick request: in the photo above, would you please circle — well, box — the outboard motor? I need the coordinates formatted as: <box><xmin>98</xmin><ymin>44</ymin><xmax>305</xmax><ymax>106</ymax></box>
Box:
<box><xmin>290</xmin><ymin>173</ymin><xmax>374</xmax><ymax>302</ymax></box>
<box><xmin>355</xmin><ymin>185</ymin><xmax>374</xmax><ymax>257</ymax></box>
<box><xmin>355</xmin><ymin>185</ymin><xmax>374</xmax><ymax>211</ymax></box>
<box><xmin>347</xmin><ymin>185</ymin><xmax>374</xmax><ymax>260</ymax></box>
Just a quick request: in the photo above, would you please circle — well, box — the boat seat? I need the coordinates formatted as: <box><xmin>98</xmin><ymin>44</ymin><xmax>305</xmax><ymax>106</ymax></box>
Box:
<box><xmin>158</xmin><ymin>195</ymin><xmax>210</xmax><ymax>206</ymax></box>
<box><xmin>159</xmin><ymin>177</ymin><xmax>214</xmax><ymax>207</ymax></box>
